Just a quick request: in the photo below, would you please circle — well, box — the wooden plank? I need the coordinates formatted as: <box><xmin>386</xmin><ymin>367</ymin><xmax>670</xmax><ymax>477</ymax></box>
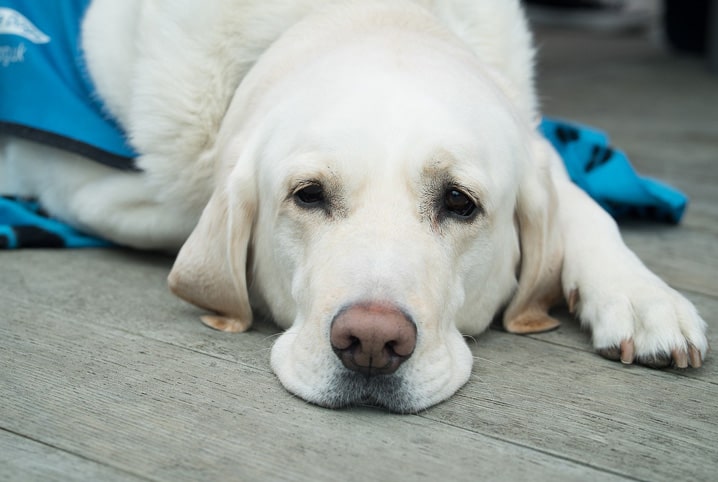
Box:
<box><xmin>0</xmin><ymin>315</ymin><xmax>625</xmax><ymax>482</ymax></box>
<box><xmin>3</xmin><ymin>249</ymin><xmax>716</xmax><ymax>480</ymax></box>
<box><xmin>679</xmin><ymin>203</ymin><xmax>718</xmax><ymax>236</ymax></box>
<box><xmin>0</xmin><ymin>249</ymin><xmax>276</xmax><ymax>372</ymax></box>
<box><xmin>620</xmin><ymin>225</ymin><xmax>718</xmax><ymax>298</ymax></box>
<box><xmin>0</xmin><ymin>430</ymin><xmax>143</xmax><ymax>482</ymax></box>
<box><xmin>536</xmin><ymin>29</ymin><xmax>718</xmax><ymax>142</ymax></box>
<box><xmin>438</xmin><ymin>329</ymin><xmax>718</xmax><ymax>482</ymax></box>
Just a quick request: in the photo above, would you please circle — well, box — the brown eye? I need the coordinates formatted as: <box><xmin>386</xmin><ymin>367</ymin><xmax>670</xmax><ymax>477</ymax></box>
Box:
<box><xmin>294</xmin><ymin>183</ymin><xmax>325</xmax><ymax>207</ymax></box>
<box><xmin>444</xmin><ymin>187</ymin><xmax>477</xmax><ymax>219</ymax></box>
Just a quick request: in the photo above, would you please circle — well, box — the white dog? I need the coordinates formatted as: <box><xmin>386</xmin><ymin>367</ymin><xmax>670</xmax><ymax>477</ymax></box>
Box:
<box><xmin>0</xmin><ymin>0</ymin><xmax>708</xmax><ymax>412</ymax></box>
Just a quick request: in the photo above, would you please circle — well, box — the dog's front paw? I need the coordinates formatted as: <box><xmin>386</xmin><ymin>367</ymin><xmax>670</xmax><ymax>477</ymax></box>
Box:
<box><xmin>568</xmin><ymin>269</ymin><xmax>708</xmax><ymax>369</ymax></box>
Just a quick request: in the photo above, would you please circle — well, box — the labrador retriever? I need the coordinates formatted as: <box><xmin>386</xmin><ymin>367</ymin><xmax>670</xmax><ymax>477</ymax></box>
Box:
<box><xmin>0</xmin><ymin>0</ymin><xmax>708</xmax><ymax>412</ymax></box>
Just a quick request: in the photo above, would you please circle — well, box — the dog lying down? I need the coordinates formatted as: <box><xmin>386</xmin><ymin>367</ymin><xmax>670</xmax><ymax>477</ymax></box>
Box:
<box><xmin>1</xmin><ymin>0</ymin><xmax>708</xmax><ymax>412</ymax></box>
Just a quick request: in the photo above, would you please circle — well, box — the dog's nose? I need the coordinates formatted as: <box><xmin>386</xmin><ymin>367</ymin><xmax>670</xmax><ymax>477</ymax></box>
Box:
<box><xmin>330</xmin><ymin>302</ymin><xmax>417</xmax><ymax>376</ymax></box>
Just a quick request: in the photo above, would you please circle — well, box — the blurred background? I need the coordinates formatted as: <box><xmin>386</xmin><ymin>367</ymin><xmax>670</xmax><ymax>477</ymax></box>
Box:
<box><xmin>525</xmin><ymin>0</ymin><xmax>717</xmax><ymax>71</ymax></box>
<box><xmin>521</xmin><ymin>0</ymin><xmax>717</xmax><ymax>201</ymax></box>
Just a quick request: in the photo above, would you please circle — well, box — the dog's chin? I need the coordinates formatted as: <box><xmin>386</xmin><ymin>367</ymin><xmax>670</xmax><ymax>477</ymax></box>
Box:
<box><xmin>273</xmin><ymin>363</ymin><xmax>468</xmax><ymax>414</ymax></box>
<box><xmin>272</xmin><ymin>361</ymin><xmax>427</xmax><ymax>413</ymax></box>
<box><xmin>317</xmin><ymin>372</ymin><xmax>419</xmax><ymax>414</ymax></box>
<box><xmin>290</xmin><ymin>366</ymin><xmax>473</xmax><ymax>414</ymax></box>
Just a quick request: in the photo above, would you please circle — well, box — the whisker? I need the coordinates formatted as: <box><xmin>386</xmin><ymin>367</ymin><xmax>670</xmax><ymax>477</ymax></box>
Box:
<box><xmin>259</xmin><ymin>332</ymin><xmax>286</xmax><ymax>343</ymax></box>
<box><xmin>471</xmin><ymin>354</ymin><xmax>524</xmax><ymax>379</ymax></box>
<box><xmin>467</xmin><ymin>373</ymin><xmax>498</xmax><ymax>401</ymax></box>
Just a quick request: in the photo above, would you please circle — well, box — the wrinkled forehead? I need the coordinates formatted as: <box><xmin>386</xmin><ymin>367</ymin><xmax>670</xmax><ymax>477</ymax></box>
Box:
<box><xmin>254</xmin><ymin>34</ymin><xmax>529</xmax><ymax>195</ymax></box>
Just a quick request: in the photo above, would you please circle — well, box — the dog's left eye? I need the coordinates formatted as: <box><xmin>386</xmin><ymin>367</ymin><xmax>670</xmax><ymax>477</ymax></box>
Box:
<box><xmin>443</xmin><ymin>187</ymin><xmax>477</xmax><ymax>219</ymax></box>
<box><xmin>294</xmin><ymin>183</ymin><xmax>325</xmax><ymax>208</ymax></box>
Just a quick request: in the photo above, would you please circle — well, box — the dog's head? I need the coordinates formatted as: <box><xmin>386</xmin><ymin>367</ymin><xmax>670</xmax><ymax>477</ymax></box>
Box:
<box><xmin>169</xmin><ymin>2</ymin><xmax>562</xmax><ymax>412</ymax></box>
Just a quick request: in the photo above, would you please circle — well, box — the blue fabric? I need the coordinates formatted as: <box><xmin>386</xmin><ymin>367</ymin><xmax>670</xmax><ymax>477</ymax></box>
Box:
<box><xmin>0</xmin><ymin>197</ymin><xmax>111</xmax><ymax>249</ymax></box>
<box><xmin>0</xmin><ymin>0</ymin><xmax>137</xmax><ymax>169</ymax></box>
<box><xmin>540</xmin><ymin>118</ymin><xmax>687</xmax><ymax>224</ymax></box>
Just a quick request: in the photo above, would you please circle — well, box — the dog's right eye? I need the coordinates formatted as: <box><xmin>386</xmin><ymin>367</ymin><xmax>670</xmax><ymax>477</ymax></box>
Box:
<box><xmin>294</xmin><ymin>183</ymin><xmax>325</xmax><ymax>208</ymax></box>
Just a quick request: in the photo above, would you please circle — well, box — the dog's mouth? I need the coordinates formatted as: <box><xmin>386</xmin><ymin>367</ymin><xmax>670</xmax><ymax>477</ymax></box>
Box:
<box><xmin>319</xmin><ymin>370</ymin><xmax>420</xmax><ymax>414</ymax></box>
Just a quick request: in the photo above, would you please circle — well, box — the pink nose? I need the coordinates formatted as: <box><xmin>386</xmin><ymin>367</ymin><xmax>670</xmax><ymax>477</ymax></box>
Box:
<box><xmin>330</xmin><ymin>302</ymin><xmax>417</xmax><ymax>376</ymax></box>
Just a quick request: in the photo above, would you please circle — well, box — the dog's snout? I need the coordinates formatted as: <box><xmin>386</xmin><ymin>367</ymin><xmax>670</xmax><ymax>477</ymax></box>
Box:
<box><xmin>330</xmin><ymin>302</ymin><xmax>417</xmax><ymax>376</ymax></box>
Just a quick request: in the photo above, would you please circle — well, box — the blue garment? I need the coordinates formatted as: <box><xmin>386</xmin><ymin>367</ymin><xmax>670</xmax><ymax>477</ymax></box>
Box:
<box><xmin>0</xmin><ymin>0</ymin><xmax>137</xmax><ymax>169</ymax></box>
<box><xmin>540</xmin><ymin>118</ymin><xmax>687</xmax><ymax>224</ymax></box>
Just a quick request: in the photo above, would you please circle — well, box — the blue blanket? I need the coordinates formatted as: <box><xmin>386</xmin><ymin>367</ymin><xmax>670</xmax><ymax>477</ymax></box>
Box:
<box><xmin>0</xmin><ymin>196</ymin><xmax>110</xmax><ymax>249</ymax></box>
<box><xmin>540</xmin><ymin>118</ymin><xmax>686</xmax><ymax>223</ymax></box>
<box><xmin>0</xmin><ymin>118</ymin><xmax>688</xmax><ymax>249</ymax></box>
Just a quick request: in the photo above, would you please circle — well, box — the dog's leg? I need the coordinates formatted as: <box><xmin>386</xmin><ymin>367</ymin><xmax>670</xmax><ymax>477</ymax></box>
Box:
<box><xmin>66</xmin><ymin>173</ymin><xmax>200</xmax><ymax>251</ymax></box>
<box><xmin>547</xmin><ymin>143</ymin><xmax>708</xmax><ymax>368</ymax></box>
<box><xmin>1</xmin><ymin>138</ymin><xmax>196</xmax><ymax>251</ymax></box>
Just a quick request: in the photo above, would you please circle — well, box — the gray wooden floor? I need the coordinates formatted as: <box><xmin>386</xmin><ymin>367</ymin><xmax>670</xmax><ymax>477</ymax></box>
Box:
<box><xmin>2</xmin><ymin>26</ymin><xmax>717</xmax><ymax>482</ymax></box>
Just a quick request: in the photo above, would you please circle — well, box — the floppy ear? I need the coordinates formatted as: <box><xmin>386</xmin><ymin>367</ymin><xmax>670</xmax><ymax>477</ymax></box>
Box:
<box><xmin>168</xmin><ymin>176</ymin><xmax>256</xmax><ymax>333</ymax></box>
<box><xmin>503</xmin><ymin>135</ymin><xmax>564</xmax><ymax>334</ymax></box>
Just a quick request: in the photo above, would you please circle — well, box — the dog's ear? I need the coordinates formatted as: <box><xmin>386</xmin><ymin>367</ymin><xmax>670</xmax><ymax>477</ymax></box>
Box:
<box><xmin>503</xmin><ymin>134</ymin><xmax>564</xmax><ymax>334</ymax></box>
<box><xmin>168</xmin><ymin>174</ymin><xmax>255</xmax><ymax>333</ymax></box>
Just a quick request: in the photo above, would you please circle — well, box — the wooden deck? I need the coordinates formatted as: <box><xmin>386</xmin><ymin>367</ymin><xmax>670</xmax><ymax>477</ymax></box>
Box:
<box><xmin>2</xmin><ymin>26</ymin><xmax>717</xmax><ymax>482</ymax></box>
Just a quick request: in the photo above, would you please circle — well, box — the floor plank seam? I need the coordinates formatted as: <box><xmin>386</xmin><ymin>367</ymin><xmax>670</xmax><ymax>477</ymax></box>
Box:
<box><xmin>0</xmin><ymin>427</ymin><xmax>156</xmax><ymax>482</ymax></box>
<box><xmin>487</xmin><ymin>328</ymin><xmax>716</xmax><ymax>384</ymax></box>
<box><xmin>415</xmin><ymin>415</ymin><xmax>646</xmax><ymax>482</ymax></box>
<box><xmin>29</xmin><ymin>310</ymin><xmax>277</xmax><ymax>376</ymax></box>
